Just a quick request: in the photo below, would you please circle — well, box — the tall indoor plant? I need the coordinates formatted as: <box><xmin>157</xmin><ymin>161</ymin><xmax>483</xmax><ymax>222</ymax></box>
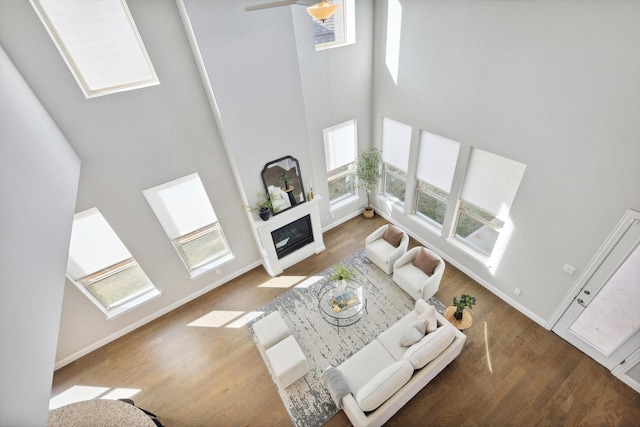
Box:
<box><xmin>355</xmin><ymin>147</ymin><xmax>382</xmax><ymax>218</ymax></box>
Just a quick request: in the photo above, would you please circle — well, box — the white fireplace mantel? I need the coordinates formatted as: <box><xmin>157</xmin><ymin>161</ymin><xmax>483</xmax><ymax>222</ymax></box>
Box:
<box><xmin>253</xmin><ymin>196</ymin><xmax>325</xmax><ymax>276</ymax></box>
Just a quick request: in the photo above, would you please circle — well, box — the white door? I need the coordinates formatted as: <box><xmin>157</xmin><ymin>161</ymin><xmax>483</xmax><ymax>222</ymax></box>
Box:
<box><xmin>552</xmin><ymin>210</ymin><xmax>640</xmax><ymax>371</ymax></box>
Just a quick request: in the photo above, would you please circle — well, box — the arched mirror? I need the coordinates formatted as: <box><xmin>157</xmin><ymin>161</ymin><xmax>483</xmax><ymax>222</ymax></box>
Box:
<box><xmin>262</xmin><ymin>156</ymin><xmax>306</xmax><ymax>215</ymax></box>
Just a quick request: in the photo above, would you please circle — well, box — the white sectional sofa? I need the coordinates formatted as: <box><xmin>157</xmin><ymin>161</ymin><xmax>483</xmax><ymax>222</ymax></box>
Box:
<box><xmin>333</xmin><ymin>299</ymin><xmax>466</xmax><ymax>427</ymax></box>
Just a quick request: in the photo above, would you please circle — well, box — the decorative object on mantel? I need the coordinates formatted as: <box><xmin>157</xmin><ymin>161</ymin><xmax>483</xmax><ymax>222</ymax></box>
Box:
<box><xmin>444</xmin><ymin>293</ymin><xmax>476</xmax><ymax>330</ymax></box>
<box><xmin>245</xmin><ymin>192</ymin><xmax>274</xmax><ymax>221</ymax></box>
<box><xmin>355</xmin><ymin>147</ymin><xmax>382</xmax><ymax>219</ymax></box>
<box><xmin>262</xmin><ymin>156</ymin><xmax>306</xmax><ymax>215</ymax></box>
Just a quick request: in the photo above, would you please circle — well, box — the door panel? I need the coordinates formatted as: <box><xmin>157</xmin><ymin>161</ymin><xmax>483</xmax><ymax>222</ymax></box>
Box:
<box><xmin>553</xmin><ymin>213</ymin><xmax>640</xmax><ymax>371</ymax></box>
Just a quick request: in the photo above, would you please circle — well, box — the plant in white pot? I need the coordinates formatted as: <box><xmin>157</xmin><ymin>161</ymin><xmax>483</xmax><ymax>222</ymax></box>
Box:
<box><xmin>354</xmin><ymin>147</ymin><xmax>382</xmax><ymax>218</ymax></box>
<box><xmin>327</xmin><ymin>262</ymin><xmax>356</xmax><ymax>292</ymax></box>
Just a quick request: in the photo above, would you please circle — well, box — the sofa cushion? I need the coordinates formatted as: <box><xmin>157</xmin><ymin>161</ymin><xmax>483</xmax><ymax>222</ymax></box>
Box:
<box><xmin>338</xmin><ymin>340</ymin><xmax>397</xmax><ymax>393</ymax></box>
<box><xmin>354</xmin><ymin>360</ymin><xmax>413</xmax><ymax>412</ymax></box>
<box><xmin>412</xmin><ymin>247</ymin><xmax>440</xmax><ymax>276</ymax></box>
<box><xmin>399</xmin><ymin>319</ymin><xmax>427</xmax><ymax>347</ymax></box>
<box><xmin>382</xmin><ymin>225</ymin><xmax>404</xmax><ymax>248</ymax></box>
<box><xmin>417</xmin><ymin>304</ymin><xmax>438</xmax><ymax>333</ymax></box>
<box><xmin>403</xmin><ymin>325</ymin><xmax>456</xmax><ymax>369</ymax></box>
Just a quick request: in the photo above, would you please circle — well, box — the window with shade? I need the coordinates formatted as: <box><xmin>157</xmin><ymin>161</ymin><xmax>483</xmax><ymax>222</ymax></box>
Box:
<box><xmin>453</xmin><ymin>149</ymin><xmax>526</xmax><ymax>258</ymax></box>
<box><xmin>67</xmin><ymin>208</ymin><xmax>160</xmax><ymax>318</ymax></box>
<box><xmin>30</xmin><ymin>0</ymin><xmax>159</xmax><ymax>98</ymax></box>
<box><xmin>143</xmin><ymin>173</ymin><xmax>234</xmax><ymax>278</ymax></box>
<box><xmin>381</xmin><ymin>117</ymin><xmax>412</xmax><ymax>204</ymax></box>
<box><xmin>313</xmin><ymin>0</ymin><xmax>356</xmax><ymax>51</ymax></box>
<box><xmin>324</xmin><ymin>119</ymin><xmax>357</xmax><ymax>204</ymax></box>
<box><xmin>414</xmin><ymin>131</ymin><xmax>461</xmax><ymax>229</ymax></box>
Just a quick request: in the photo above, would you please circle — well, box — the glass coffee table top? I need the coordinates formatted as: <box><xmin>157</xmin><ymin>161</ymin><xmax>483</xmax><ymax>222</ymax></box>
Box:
<box><xmin>318</xmin><ymin>281</ymin><xmax>367</xmax><ymax>331</ymax></box>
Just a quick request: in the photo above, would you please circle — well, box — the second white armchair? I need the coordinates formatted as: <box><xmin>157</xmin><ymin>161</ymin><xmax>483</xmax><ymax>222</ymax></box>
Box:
<box><xmin>392</xmin><ymin>247</ymin><xmax>444</xmax><ymax>301</ymax></box>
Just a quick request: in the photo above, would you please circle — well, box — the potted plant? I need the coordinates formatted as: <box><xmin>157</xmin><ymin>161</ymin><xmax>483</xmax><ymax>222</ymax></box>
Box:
<box><xmin>327</xmin><ymin>262</ymin><xmax>356</xmax><ymax>292</ymax></box>
<box><xmin>452</xmin><ymin>293</ymin><xmax>476</xmax><ymax>320</ymax></box>
<box><xmin>354</xmin><ymin>147</ymin><xmax>382</xmax><ymax>218</ymax></box>
<box><xmin>245</xmin><ymin>192</ymin><xmax>273</xmax><ymax>221</ymax></box>
<box><xmin>280</xmin><ymin>171</ymin><xmax>291</xmax><ymax>189</ymax></box>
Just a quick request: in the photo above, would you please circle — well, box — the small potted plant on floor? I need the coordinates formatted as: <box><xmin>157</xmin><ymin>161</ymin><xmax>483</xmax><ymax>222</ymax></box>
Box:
<box><xmin>327</xmin><ymin>263</ymin><xmax>356</xmax><ymax>292</ymax></box>
<box><xmin>354</xmin><ymin>147</ymin><xmax>382</xmax><ymax>218</ymax></box>
<box><xmin>452</xmin><ymin>293</ymin><xmax>476</xmax><ymax>320</ymax></box>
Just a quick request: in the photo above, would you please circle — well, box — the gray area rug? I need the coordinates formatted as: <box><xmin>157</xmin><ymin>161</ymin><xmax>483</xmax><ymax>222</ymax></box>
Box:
<box><xmin>247</xmin><ymin>249</ymin><xmax>446</xmax><ymax>427</ymax></box>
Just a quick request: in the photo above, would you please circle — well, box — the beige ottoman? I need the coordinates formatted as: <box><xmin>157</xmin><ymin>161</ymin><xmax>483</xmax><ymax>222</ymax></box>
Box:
<box><xmin>266</xmin><ymin>335</ymin><xmax>309</xmax><ymax>388</ymax></box>
<box><xmin>253</xmin><ymin>311</ymin><xmax>290</xmax><ymax>350</ymax></box>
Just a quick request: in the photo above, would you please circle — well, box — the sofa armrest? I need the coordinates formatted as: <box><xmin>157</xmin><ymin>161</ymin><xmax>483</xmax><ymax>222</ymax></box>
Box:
<box><xmin>341</xmin><ymin>394</ymin><xmax>370</xmax><ymax>427</ymax></box>
<box><xmin>365</xmin><ymin>225</ymin><xmax>388</xmax><ymax>245</ymax></box>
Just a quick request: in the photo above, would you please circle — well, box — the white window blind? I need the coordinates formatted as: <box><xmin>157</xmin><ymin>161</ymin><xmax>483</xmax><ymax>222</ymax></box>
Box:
<box><xmin>143</xmin><ymin>173</ymin><xmax>217</xmax><ymax>240</ymax></box>
<box><xmin>416</xmin><ymin>131</ymin><xmax>461</xmax><ymax>193</ymax></box>
<box><xmin>381</xmin><ymin>117</ymin><xmax>412</xmax><ymax>171</ymax></box>
<box><xmin>67</xmin><ymin>208</ymin><xmax>131</xmax><ymax>280</ymax></box>
<box><xmin>460</xmin><ymin>149</ymin><xmax>527</xmax><ymax>219</ymax></box>
<box><xmin>31</xmin><ymin>0</ymin><xmax>159</xmax><ymax>98</ymax></box>
<box><xmin>324</xmin><ymin>119</ymin><xmax>356</xmax><ymax>172</ymax></box>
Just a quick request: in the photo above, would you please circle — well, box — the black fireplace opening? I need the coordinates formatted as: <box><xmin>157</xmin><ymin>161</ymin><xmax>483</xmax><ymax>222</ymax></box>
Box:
<box><xmin>272</xmin><ymin>215</ymin><xmax>314</xmax><ymax>259</ymax></box>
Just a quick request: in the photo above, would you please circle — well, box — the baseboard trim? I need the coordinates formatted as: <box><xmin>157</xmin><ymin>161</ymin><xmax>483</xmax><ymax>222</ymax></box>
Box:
<box><xmin>54</xmin><ymin>259</ymin><xmax>263</xmax><ymax>370</ymax></box>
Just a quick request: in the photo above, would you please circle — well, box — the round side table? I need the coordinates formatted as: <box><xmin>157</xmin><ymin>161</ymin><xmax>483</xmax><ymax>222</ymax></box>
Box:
<box><xmin>444</xmin><ymin>306</ymin><xmax>473</xmax><ymax>330</ymax></box>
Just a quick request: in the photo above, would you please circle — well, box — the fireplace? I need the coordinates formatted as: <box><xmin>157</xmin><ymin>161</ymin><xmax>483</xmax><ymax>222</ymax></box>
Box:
<box><xmin>252</xmin><ymin>195</ymin><xmax>325</xmax><ymax>276</ymax></box>
<box><xmin>272</xmin><ymin>215</ymin><xmax>314</xmax><ymax>259</ymax></box>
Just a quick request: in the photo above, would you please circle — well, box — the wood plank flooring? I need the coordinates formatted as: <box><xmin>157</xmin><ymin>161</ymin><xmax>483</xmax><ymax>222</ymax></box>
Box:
<box><xmin>51</xmin><ymin>215</ymin><xmax>640</xmax><ymax>426</ymax></box>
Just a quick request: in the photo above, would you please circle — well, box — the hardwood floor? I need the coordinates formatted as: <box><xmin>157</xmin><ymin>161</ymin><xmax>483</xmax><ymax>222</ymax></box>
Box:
<box><xmin>51</xmin><ymin>215</ymin><xmax>640</xmax><ymax>426</ymax></box>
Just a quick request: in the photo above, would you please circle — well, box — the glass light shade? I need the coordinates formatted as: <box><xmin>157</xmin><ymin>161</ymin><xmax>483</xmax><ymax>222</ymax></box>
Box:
<box><xmin>307</xmin><ymin>0</ymin><xmax>338</xmax><ymax>21</ymax></box>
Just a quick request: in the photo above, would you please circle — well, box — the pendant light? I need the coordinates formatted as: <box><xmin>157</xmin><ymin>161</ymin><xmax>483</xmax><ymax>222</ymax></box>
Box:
<box><xmin>306</xmin><ymin>0</ymin><xmax>338</xmax><ymax>22</ymax></box>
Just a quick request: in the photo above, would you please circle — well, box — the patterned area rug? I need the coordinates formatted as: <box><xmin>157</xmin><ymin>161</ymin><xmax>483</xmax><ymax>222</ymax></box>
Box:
<box><xmin>247</xmin><ymin>249</ymin><xmax>446</xmax><ymax>427</ymax></box>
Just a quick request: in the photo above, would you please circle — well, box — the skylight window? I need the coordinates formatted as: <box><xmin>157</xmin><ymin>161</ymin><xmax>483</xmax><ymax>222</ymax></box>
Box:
<box><xmin>31</xmin><ymin>0</ymin><xmax>159</xmax><ymax>98</ymax></box>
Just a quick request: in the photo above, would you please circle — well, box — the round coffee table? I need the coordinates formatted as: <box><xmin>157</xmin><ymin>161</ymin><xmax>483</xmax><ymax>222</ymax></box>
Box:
<box><xmin>318</xmin><ymin>281</ymin><xmax>366</xmax><ymax>333</ymax></box>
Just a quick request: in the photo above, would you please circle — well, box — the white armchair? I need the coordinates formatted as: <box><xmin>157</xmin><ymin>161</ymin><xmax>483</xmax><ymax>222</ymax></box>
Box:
<box><xmin>392</xmin><ymin>247</ymin><xmax>444</xmax><ymax>301</ymax></box>
<box><xmin>365</xmin><ymin>224</ymin><xmax>409</xmax><ymax>275</ymax></box>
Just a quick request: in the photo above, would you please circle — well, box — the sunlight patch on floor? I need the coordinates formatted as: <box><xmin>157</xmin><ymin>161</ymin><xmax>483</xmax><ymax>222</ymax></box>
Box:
<box><xmin>49</xmin><ymin>385</ymin><xmax>140</xmax><ymax>409</ymax></box>
<box><xmin>294</xmin><ymin>275</ymin><xmax>323</xmax><ymax>289</ymax></box>
<box><xmin>484</xmin><ymin>321</ymin><xmax>493</xmax><ymax>373</ymax></box>
<box><xmin>187</xmin><ymin>310</ymin><xmax>264</xmax><ymax>328</ymax></box>
<box><xmin>258</xmin><ymin>275</ymin><xmax>307</xmax><ymax>288</ymax></box>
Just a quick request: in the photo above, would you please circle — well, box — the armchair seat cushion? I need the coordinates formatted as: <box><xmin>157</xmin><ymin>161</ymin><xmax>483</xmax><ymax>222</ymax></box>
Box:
<box><xmin>393</xmin><ymin>263</ymin><xmax>427</xmax><ymax>298</ymax></box>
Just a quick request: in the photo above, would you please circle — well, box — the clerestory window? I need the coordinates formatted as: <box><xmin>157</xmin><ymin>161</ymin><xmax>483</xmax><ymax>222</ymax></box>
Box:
<box><xmin>30</xmin><ymin>0</ymin><xmax>159</xmax><ymax>98</ymax></box>
<box><xmin>313</xmin><ymin>0</ymin><xmax>355</xmax><ymax>51</ymax></box>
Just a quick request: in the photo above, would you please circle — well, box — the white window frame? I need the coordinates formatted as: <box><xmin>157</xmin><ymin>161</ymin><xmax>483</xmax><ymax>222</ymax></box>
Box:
<box><xmin>412</xmin><ymin>130</ymin><xmax>461</xmax><ymax>233</ymax></box>
<box><xmin>30</xmin><ymin>0</ymin><xmax>159</xmax><ymax>98</ymax></box>
<box><xmin>449</xmin><ymin>148</ymin><xmax>526</xmax><ymax>264</ymax></box>
<box><xmin>67</xmin><ymin>208</ymin><xmax>161</xmax><ymax>319</ymax></box>
<box><xmin>143</xmin><ymin>173</ymin><xmax>234</xmax><ymax>278</ymax></box>
<box><xmin>313</xmin><ymin>0</ymin><xmax>356</xmax><ymax>51</ymax></box>
<box><xmin>380</xmin><ymin>117</ymin><xmax>412</xmax><ymax>205</ymax></box>
<box><xmin>323</xmin><ymin>119</ymin><xmax>358</xmax><ymax>208</ymax></box>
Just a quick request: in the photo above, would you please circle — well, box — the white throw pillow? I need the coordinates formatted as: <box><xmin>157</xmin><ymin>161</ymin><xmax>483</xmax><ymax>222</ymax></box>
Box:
<box><xmin>354</xmin><ymin>360</ymin><xmax>413</xmax><ymax>412</ymax></box>
<box><xmin>418</xmin><ymin>304</ymin><xmax>438</xmax><ymax>333</ymax></box>
<box><xmin>403</xmin><ymin>325</ymin><xmax>456</xmax><ymax>369</ymax></box>
<box><xmin>399</xmin><ymin>319</ymin><xmax>427</xmax><ymax>347</ymax></box>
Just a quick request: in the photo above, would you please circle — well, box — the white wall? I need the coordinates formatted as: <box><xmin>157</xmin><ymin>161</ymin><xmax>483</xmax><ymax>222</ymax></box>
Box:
<box><xmin>0</xmin><ymin>0</ymin><xmax>261</xmax><ymax>365</ymax></box>
<box><xmin>371</xmin><ymin>0</ymin><xmax>640</xmax><ymax>321</ymax></box>
<box><xmin>0</xmin><ymin>46</ymin><xmax>81</xmax><ymax>427</ymax></box>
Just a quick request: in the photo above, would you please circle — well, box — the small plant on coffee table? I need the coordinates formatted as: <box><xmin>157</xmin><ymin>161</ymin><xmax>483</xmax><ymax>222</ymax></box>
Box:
<box><xmin>452</xmin><ymin>293</ymin><xmax>476</xmax><ymax>320</ymax></box>
<box><xmin>328</xmin><ymin>263</ymin><xmax>356</xmax><ymax>291</ymax></box>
